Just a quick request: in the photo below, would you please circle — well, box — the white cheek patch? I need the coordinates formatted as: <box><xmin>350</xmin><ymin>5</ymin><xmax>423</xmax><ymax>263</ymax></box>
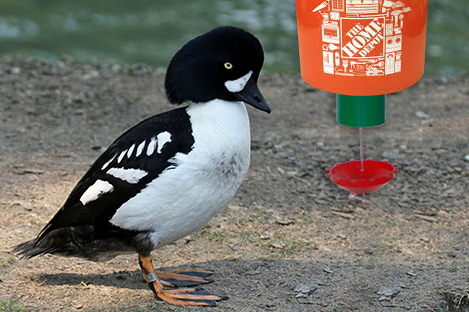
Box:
<box><xmin>225</xmin><ymin>71</ymin><xmax>253</xmax><ymax>93</ymax></box>
<box><xmin>80</xmin><ymin>180</ymin><xmax>114</xmax><ymax>205</ymax></box>
<box><xmin>156</xmin><ymin>131</ymin><xmax>172</xmax><ymax>154</ymax></box>
<box><xmin>106</xmin><ymin>167</ymin><xmax>148</xmax><ymax>184</ymax></box>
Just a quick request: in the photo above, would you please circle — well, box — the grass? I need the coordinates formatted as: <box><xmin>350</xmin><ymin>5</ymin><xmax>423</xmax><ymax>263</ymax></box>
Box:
<box><xmin>0</xmin><ymin>298</ymin><xmax>29</xmax><ymax>312</ymax></box>
<box><xmin>382</xmin><ymin>220</ymin><xmax>398</xmax><ymax>228</ymax></box>
<box><xmin>256</xmin><ymin>230</ymin><xmax>318</xmax><ymax>258</ymax></box>
<box><xmin>192</xmin><ymin>227</ymin><xmax>230</xmax><ymax>243</ymax></box>
<box><xmin>442</xmin><ymin>290</ymin><xmax>469</xmax><ymax>311</ymax></box>
<box><xmin>377</xmin><ymin>243</ymin><xmax>401</xmax><ymax>253</ymax></box>
<box><xmin>0</xmin><ymin>257</ymin><xmax>15</xmax><ymax>268</ymax></box>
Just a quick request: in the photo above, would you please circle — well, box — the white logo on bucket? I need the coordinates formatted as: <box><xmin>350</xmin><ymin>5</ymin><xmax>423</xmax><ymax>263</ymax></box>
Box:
<box><xmin>313</xmin><ymin>0</ymin><xmax>411</xmax><ymax>77</ymax></box>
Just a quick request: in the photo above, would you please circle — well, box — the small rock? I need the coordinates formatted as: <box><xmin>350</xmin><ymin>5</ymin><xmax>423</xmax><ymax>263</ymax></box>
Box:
<box><xmin>183</xmin><ymin>235</ymin><xmax>193</xmax><ymax>244</ymax></box>
<box><xmin>275</xmin><ymin>215</ymin><xmax>294</xmax><ymax>225</ymax></box>
<box><xmin>331</xmin><ymin>206</ymin><xmax>355</xmax><ymax>213</ymax></box>
<box><xmin>317</xmin><ymin>191</ymin><xmax>328</xmax><ymax>199</ymax></box>
<box><xmin>413</xmin><ymin>208</ymin><xmax>438</xmax><ymax>216</ymax></box>
<box><xmin>403</xmin><ymin>249</ymin><xmax>414</xmax><ymax>255</ymax></box>
<box><xmin>81</xmin><ymin>70</ymin><xmax>100</xmax><ymax>80</ymax></box>
<box><xmin>400</xmin><ymin>194</ymin><xmax>411</xmax><ymax>202</ymax></box>
<box><xmin>331</xmin><ymin>211</ymin><xmax>355</xmax><ymax>220</ymax></box>
<box><xmin>13</xmin><ymin>168</ymin><xmax>45</xmax><ymax>175</ymax></box>
<box><xmin>294</xmin><ymin>283</ymin><xmax>318</xmax><ymax>294</ymax></box>
<box><xmin>377</xmin><ymin>286</ymin><xmax>400</xmax><ymax>298</ymax></box>
<box><xmin>271</xmin><ymin>243</ymin><xmax>285</xmax><ymax>249</ymax></box>
<box><xmin>464</xmin><ymin>155</ymin><xmax>469</xmax><ymax>162</ymax></box>
<box><xmin>11</xmin><ymin>67</ymin><xmax>21</xmax><ymax>74</ymax></box>
<box><xmin>337</xmin><ymin>234</ymin><xmax>347</xmax><ymax>239</ymax></box>
<box><xmin>416</xmin><ymin>111</ymin><xmax>430</xmax><ymax>118</ymax></box>
<box><xmin>414</xmin><ymin>214</ymin><xmax>438</xmax><ymax>223</ymax></box>
<box><xmin>382</xmin><ymin>149</ymin><xmax>399</xmax><ymax>158</ymax></box>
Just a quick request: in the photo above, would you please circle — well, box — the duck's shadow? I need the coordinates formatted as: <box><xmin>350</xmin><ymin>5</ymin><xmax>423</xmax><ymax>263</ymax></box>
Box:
<box><xmin>37</xmin><ymin>258</ymin><xmax>302</xmax><ymax>290</ymax></box>
<box><xmin>40</xmin><ymin>269</ymin><xmax>147</xmax><ymax>290</ymax></box>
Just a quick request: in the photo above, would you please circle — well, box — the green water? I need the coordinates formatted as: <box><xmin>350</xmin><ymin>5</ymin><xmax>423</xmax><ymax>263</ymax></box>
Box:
<box><xmin>0</xmin><ymin>0</ymin><xmax>468</xmax><ymax>77</ymax></box>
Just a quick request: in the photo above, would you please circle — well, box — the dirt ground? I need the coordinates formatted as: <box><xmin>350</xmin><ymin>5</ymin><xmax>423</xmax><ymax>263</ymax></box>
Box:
<box><xmin>0</xmin><ymin>58</ymin><xmax>468</xmax><ymax>312</ymax></box>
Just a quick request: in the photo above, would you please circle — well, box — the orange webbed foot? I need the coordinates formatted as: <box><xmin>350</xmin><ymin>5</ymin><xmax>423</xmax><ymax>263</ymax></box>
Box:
<box><xmin>149</xmin><ymin>279</ymin><xmax>228</xmax><ymax>307</ymax></box>
<box><xmin>139</xmin><ymin>254</ymin><xmax>228</xmax><ymax>306</ymax></box>
<box><xmin>156</xmin><ymin>268</ymin><xmax>214</xmax><ymax>287</ymax></box>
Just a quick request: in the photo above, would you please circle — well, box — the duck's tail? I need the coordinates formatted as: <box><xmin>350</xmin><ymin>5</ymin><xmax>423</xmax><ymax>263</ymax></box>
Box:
<box><xmin>12</xmin><ymin>239</ymin><xmax>58</xmax><ymax>259</ymax></box>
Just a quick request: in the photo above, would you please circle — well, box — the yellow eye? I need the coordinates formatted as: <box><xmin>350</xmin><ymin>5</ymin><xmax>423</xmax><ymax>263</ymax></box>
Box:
<box><xmin>224</xmin><ymin>62</ymin><xmax>233</xmax><ymax>70</ymax></box>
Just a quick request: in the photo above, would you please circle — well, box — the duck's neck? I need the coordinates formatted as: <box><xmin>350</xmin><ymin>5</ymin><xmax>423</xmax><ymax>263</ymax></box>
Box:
<box><xmin>186</xmin><ymin>99</ymin><xmax>250</xmax><ymax>142</ymax></box>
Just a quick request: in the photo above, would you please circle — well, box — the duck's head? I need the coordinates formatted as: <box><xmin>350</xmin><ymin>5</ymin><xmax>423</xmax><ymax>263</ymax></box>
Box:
<box><xmin>165</xmin><ymin>26</ymin><xmax>271</xmax><ymax>114</ymax></box>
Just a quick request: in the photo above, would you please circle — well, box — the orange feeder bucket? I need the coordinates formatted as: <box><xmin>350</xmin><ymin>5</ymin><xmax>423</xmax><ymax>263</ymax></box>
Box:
<box><xmin>296</xmin><ymin>0</ymin><xmax>428</xmax><ymax>204</ymax></box>
<box><xmin>296</xmin><ymin>0</ymin><xmax>428</xmax><ymax>96</ymax></box>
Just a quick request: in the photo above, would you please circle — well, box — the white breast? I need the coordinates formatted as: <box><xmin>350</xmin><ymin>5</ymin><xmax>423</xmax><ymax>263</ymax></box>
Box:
<box><xmin>109</xmin><ymin>99</ymin><xmax>251</xmax><ymax>248</ymax></box>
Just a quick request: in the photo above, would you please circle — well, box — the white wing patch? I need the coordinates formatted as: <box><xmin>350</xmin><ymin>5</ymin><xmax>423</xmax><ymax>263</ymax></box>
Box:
<box><xmin>147</xmin><ymin>137</ymin><xmax>157</xmax><ymax>156</ymax></box>
<box><xmin>224</xmin><ymin>71</ymin><xmax>253</xmax><ymax>93</ymax></box>
<box><xmin>79</xmin><ymin>180</ymin><xmax>114</xmax><ymax>205</ymax></box>
<box><xmin>156</xmin><ymin>132</ymin><xmax>172</xmax><ymax>153</ymax></box>
<box><xmin>117</xmin><ymin>149</ymin><xmax>127</xmax><ymax>163</ymax></box>
<box><xmin>136</xmin><ymin>141</ymin><xmax>145</xmax><ymax>157</ymax></box>
<box><xmin>101</xmin><ymin>154</ymin><xmax>116</xmax><ymax>170</ymax></box>
<box><xmin>106</xmin><ymin>167</ymin><xmax>148</xmax><ymax>184</ymax></box>
<box><xmin>127</xmin><ymin>144</ymin><xmax>135</xmax><ymax>158</ymax></box>
<box><xmin>102</xmin><ymin>132</ymin><xmax>172</xmax><ymax>174</ymax></box>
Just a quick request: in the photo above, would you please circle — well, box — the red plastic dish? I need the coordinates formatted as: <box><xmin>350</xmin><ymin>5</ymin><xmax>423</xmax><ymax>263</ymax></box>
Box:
<box><xmin>326</xmin><ymin>159</ymin><xmax>398</xmax><ymax>194</ymax></box>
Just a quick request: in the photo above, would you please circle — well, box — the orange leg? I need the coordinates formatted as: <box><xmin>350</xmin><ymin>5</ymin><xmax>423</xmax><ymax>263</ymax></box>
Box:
<box><xmin>138</xmin><ymin>255</ymin><xmax>228</xmax><ymax>306</ymax></box>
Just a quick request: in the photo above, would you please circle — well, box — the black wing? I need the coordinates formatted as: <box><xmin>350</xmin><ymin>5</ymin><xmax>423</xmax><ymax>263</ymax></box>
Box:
<box><xmin>36</xmin><ymin>106</ymin><xmax>194</xmax><ymax>241</ymax></box>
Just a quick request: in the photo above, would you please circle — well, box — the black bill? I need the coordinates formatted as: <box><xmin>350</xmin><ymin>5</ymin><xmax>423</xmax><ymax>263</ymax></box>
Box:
<box><xmin>233</xmin><ymin>76</ymin><xmax>271</xmax><ymax>114</ymax></box>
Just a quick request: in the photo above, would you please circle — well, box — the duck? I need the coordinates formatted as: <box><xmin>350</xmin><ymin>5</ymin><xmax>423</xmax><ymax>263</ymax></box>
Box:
<box><xmin>14</xmin><ymin>26</ymin><xmax>271</xmax><ymax>307</ymax></box>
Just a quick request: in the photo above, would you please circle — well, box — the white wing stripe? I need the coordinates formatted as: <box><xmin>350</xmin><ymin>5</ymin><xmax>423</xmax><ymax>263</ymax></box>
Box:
<box><xmin>157</xmin><ymin>132</ymin><xmax>172</xmax><ymax>154</ymax></box>
<box><xmin>107</xmin><ymin>132</ymin><xmax>171</xmax><ymax>171</ymax></box>
<box><xmin>136</xmin><ymin>141</ymin><xmax>145</xmax><ymax>157</ymax></box>
<box><xmin>79</xmin><ymin>180</ymin><xmax>114</xmax><ymax>205</ymax></box>
<box><xmin>147</xmin><ymin>137</ymin><xmax>157</xmax><ymax>156</ymax></box>
<box><xmin>117</xmin><ymin>149</ymin><xmax>127</xmax><ymax>163</ymax></box>
<box><xmin>101</xmin><ymin>154</ymin><xmax>116</xmax><ymax>170</ymax></box>
<box><xmin>106</xmin><ymin>167</ymin><xmax>148</xmax><ymax>184</ymax></box>
<box><xmin>127</xmin><ymin>144</ymin><xmax>135</xmax><ymax>158</ymax></box>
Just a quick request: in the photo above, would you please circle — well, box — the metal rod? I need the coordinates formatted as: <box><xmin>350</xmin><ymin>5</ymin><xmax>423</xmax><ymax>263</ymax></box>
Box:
<box><xmin>359</xmin><ymin>127</ymin><xmax>364</xmax><ymax>171</ymax></box>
